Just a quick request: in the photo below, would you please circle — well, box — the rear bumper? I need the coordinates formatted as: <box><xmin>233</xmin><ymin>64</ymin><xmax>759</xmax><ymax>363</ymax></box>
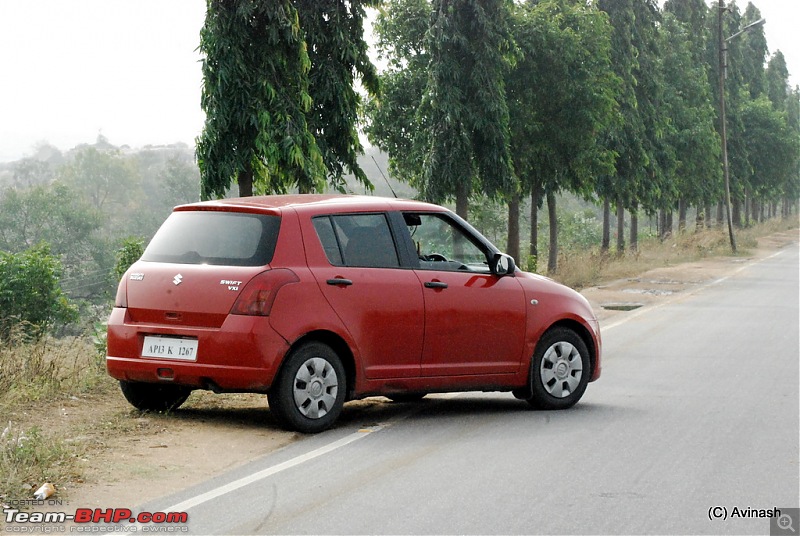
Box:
<box><xmin>106</xmin><ymin>307</ymin><xmax>290</xmax><ymax>391</ymax></box>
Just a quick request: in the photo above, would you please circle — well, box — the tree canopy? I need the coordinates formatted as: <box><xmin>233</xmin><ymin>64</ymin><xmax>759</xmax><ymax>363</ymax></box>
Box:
<box><xmin>196</xmin><ymin>0</ymin><xmax>379</xmax><ymax>198</ymax></box>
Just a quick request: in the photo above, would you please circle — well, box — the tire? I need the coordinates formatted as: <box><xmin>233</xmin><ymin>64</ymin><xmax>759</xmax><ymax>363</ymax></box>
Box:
<box><xmin>386</xmin><ymin>393</ymin><xmax>427</xmax><ymax>403</ymax></box>
<box><xmin>119</xmin><ymin>381</ymin><xmax>191</xmax><ymax>412</ymax></box>
<box><xmin>527</xmin><ymin>328</ymin><xmax>590</xmax><ymax>410</ymax></box>
<box><xmin>268</xmin><ymin>342</ymin><xmax>346</xmax><ymax>434</ymax></box>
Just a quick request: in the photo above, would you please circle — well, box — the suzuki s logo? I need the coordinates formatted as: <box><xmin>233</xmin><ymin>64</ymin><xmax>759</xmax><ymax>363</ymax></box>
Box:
<box><xmin>173</xmin><ymin>274</ymin><xmax>183</xmax><ymax>286</ymax></box>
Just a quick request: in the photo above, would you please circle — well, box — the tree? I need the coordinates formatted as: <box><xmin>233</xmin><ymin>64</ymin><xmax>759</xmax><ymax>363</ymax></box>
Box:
<box><xmin>197</xmin><ymin>0</ymin><xmax>378</xmax><ymax>198</ymax></box>
<box><xmin>365</xmin><ymin>0</ymin><xmax>433</xmax><ymax>189</ymax></box>
<box><xmin>506</xmin><ymin>0</ymin><xmax>618</xmax><ymax>272</ymax></box>
<box><xmin>113</xmin><ymin>237</ymin><xmax>145</xmax><ymax>282</ymax></box>
<box><xmin>296</xmin><ymin>0</ymin><xmax>380</xmax><ymax>191</ymax></box>
<box><xmin>738</xmin><ymin>3</ymin><xmax>767</xmax><ymax>100</ymax></box>
<box><xmin>765</xmin><ymin>51</ymin><xmax>790</xmax><ymax>111</ymax></box>
<box><xmin>419</xmin><ymin>0</ymin><xmax>516</xmax><ymax>218</ymax></box>
<box><xmin>596</xmin><ymin>0</ymin><xmax>650</xmax><ymax>254</ymax></box>
<box><xmin>741</xmin><ymin>96</ymin><xmax>800</xmax><ymax>219</ymax></box>
<box><xmin>12</xmin><ymin>158</ymin><xmax>53</xmax><ymax>189</ymax></box>
<box><xmin>0</xmin><ymin>182</ymin><xmax>108</xmax><ymax>299</ymax></box>
<box><xmin>707</xmin><ymin>1</ymin><xmax>750</xmax><ymax>229</ymax></box>
<box><xmin>58</xmin><ymin>145</ymin><xmax>139</xmax><ymax>212</ymax></box>
<box><xmin>161</xmin><ymin>156</ymin><xmax>201</xmax><ymax>208</ymax></box>
<box><xmin>0</xmin><ymin>243</ymin><xmax>78</xmax><ymax>338</ymax></box>
<box><xmin>660</xmin><ymin>12</ymin><xmax>721</xmax><ymax>232</ymax></box>
<box><xmin>196</xmin><ymin>0</ymin><xmax>324</xmax><ymax>198</ymax></box>
<box><xmin>664</xmin><ymin>0</ymin><xmax>720</xmax><ymax>230</ymax></box>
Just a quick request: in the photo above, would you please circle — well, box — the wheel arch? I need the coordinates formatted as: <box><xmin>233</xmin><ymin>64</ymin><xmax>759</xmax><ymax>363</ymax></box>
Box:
<box><xmin>285</xmin><ymin>330</ymin><xmax>358</xmax><ymax>400</ymax></box>
<box><xmin>544</xmin><ymin>318</ymin><xmax>598</xmax><ymax>379</ymax></box>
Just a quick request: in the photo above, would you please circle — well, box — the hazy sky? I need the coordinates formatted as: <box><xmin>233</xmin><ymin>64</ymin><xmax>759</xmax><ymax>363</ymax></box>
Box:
<box><xmin>0</xmin><ymin>0</ymin><xmax>797</xmax><ymax>163</ymax></box>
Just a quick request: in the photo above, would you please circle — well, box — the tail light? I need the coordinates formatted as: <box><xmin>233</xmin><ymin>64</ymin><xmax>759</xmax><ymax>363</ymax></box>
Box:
<box><xmin>114</xmin><ymin>277</ymin><xmax>128</xmax><ymax>308</ymax></box>
<box><xmin>230</xmin><ymin>269</ymin><xmax>300</xmax><ymax>316</ymax></box>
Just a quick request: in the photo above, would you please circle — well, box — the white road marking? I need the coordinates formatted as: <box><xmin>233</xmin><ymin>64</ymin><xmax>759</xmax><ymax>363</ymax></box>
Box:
<box><xmin>158</xmin><ymin>393</ymin><xmax>462</xmax><ymax>514</ymax></box>
<box><xmin>162</xmin><ymin>427</ymin><xmax>380</xmax><ymax>513</ymax></box>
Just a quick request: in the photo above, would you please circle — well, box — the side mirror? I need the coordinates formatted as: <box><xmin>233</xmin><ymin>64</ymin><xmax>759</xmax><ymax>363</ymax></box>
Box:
<box><xmin>490</xmin><ymin>253</ymin><xmax>516</xmax><ymax>276</ymax></box>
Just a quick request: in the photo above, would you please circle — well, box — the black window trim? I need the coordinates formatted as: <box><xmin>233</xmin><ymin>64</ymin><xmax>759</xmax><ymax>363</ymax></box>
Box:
<box><xmin>396</xmin><ymin>210</ymin><xmax>499</xmax><ymax>271</ymax></box>
<box><xmin>312</xmin><ymin>212</ymin><xmax>415</xmax><ymax>269</ymax></box>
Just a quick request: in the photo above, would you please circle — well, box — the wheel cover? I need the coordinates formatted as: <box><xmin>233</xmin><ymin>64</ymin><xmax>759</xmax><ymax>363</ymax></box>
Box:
<box><xmin>293</xmin><ymin>357</ymin><xmax>339</xmax><ymax>419</ymax></box>
<box><xmin>540</xmin><ymin>341</ymin><xmax>583</xmax><ymax>398</ymax></box>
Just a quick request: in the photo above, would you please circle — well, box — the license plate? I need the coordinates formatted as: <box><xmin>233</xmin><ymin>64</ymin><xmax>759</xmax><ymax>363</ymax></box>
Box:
<box><xmin>142</xmin><ymin>336</ymin><xmax>198</xmax><ymax>361</ymax></box>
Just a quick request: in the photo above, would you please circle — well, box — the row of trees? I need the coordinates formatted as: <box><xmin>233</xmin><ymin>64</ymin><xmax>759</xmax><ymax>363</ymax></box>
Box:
<box><xmin>365</xmin><ymin>0</ymin><xmax>799</xmax><ymax>271</ymax></box>
<box><xmin>196</xmin><ymin>0</ymin><xmax>799</xmax><ymax>273</ymax></box>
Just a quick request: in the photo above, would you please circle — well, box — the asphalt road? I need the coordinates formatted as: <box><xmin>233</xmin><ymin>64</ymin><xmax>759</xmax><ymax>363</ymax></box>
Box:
<box><xmin>137</xmin><ymin>244</ymin><xmax>799</xmax><ymax>535</ymax></box>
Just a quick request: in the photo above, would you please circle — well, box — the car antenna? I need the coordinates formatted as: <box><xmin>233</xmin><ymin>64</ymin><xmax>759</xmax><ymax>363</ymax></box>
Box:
<box><xmin>371</xmin><ymin>155</ymin><xmax>398</xmax><ymax>198</ymax></box>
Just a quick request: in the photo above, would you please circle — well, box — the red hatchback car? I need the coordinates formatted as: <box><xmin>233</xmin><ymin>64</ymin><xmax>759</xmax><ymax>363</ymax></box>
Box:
<box><xmin>107</xmin><ymin>195</ymin><xmax>601</xmax><ymax>433</ymax></box>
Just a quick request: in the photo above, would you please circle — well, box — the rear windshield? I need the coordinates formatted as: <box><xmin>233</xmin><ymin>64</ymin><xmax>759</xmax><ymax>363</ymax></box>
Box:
<box><xmin>141</xmin><ymin>211</ymin><xmax>280</xmax><ymax>266</ymax></box>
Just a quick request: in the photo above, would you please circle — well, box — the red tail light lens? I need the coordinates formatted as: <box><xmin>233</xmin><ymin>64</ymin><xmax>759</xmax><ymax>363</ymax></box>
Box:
<box><xmin>230</xmin><ymin>269</ymin><xmax>300</xmax><ymax>316</ymax></box>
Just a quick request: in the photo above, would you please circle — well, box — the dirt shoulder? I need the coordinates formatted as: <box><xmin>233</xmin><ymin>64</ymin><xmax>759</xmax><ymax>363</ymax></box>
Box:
<box><xmin>583</xmin><ymin>228</ymin><xmax>798</xmax><ymax>325</ymax></box>
<box><xmin>8</xmin><ymin>228</ymin><xmax>799</xmax><ymax>512</ymax></box>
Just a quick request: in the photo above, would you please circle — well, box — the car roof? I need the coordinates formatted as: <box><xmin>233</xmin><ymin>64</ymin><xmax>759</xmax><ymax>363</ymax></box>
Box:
<box><xmin>174</xmin><ymin>194</ymin><xmax>450</xmax><ymax>216</ymax></box>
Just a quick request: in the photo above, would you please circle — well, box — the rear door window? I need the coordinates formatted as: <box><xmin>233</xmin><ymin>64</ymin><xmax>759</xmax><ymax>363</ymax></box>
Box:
<box><xmin>141</xmin><ymin>211</ymin><xmax>280</xmax><ymax>266</ymax></box>
<box><xmin>313</xmin><ymin>214</ymin><xmax>400</xmax><ymax>268</ymax></box>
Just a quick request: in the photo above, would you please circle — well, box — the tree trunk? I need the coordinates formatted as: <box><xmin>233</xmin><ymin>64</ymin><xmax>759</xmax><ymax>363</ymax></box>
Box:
<box><xmin>547</xmin><ymin>191</ymin><xmax>558</xmax><ymax>275</ymax></box>
<box><xmin>732</xmin><ymin>198</ymin><xmax>742</xmax><ymax>228</ymax></box>
<box><xmin>601</xmin><ymin>198</ymin><xmax>610</xmax><ymax>254</ymax></box>
<box><xmin>530</xmin><ymin>186</ymin><xmax>540</xmax><ymax>260</ymax></box>
<box><xmin>238</xmin><ymin>165</ymin><xmax>254</xmax><ymax>197</ymax></box>
<box><xmin>696</xmin><ymin>205</ymin><xmax>705</xmax><ymax>232</ymax></box>
<box><xmin>630</xmin><ymin>208</ymin><xmax>639</xmax><ymax>253</ymax></box>
<box><xmin>716</xmin><ymin>201</ymin><xmax>724</xmax><ymax>227</ymax></box>
<box><xmin>616</xmin><ymin>201</ymin><xmax>625</xmax><ymax>255</ymax></box>
<box><xmin>506</xmin><ymin>193</ymin><xmax>520</xmax><ymax>264</ymax></box>
<box><xmin>455</xmin><ymin>184</ymin><xmax>469</xmax><ymax>219</ymax></box>
<box><xmin>667</xmin><ymin>211</ymin><xmax>673</xmax><ymax>236</ymax></box>
<box><xmin>678</xmin><ymin>199</ymin><xmax>687</xmax><ymax>233</ymax></box>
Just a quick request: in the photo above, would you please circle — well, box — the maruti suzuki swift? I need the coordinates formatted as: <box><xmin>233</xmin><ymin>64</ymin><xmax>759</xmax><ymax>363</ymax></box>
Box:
<box><xmin>107</xmin><ymin>195</ymin><xmax>601</xmax><ymax>433</ymax></box>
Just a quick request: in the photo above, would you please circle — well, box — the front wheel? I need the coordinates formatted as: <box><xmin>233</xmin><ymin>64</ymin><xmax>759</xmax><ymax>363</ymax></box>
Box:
<box><xmin>527</xmin><ymin>328</ymin><xmax>590</xmax><ymax>410</ymax></box>
<box><xmin>119</xmin><ymin>381</ymin><xmax>191</xmax><ymax>412</ymax></box>
<box><xmin>268</xmin><ymin>342</ymin><xmax>346</xmax><ymax>433</ymax></box>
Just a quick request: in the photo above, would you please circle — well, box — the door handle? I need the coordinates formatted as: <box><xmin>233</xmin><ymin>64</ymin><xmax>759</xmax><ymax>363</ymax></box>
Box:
<box><xmin>327</xmin><ymin>278</ymin><xmax>353</xmax><ymax>286</ymax></box>
<box><xmin>424</xmin><ymin>281</ymin><xmax>448</xmax><ymax>289</ymax></box>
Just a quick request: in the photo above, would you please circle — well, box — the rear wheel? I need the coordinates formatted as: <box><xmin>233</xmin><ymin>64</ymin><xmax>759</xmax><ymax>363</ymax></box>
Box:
<box><xmin>119</xmin><ymin>381</ymin><xmax>191</xmax><ymax>412</ymax></box>
<box><xmin>268</xmin><ymin>342</ymin><xmax>346</xmax><ymax>433</ymax></box>
<box><xmin>527</xmin><ymin>328</ymin><xmax>590</xmax><ymax>410</ymax></box>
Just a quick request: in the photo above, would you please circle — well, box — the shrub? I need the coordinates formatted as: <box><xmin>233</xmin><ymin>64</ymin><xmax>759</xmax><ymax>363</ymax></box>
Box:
<box><xmin>0</xmin><ymin>243</ymin><xmax>78</xmax><ymax>338</ymax></box>
<box><xmin>113</xmin><ymin>237</ymin><xmax>145</xmax><ymax>282</ymax></box>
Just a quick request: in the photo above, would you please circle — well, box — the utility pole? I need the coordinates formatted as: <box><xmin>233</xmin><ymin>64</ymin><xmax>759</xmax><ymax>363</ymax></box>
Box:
<box><xmin>717</xmin><ymin>0</ymin><xmax>765</xmax><ymax>254</ymax></box>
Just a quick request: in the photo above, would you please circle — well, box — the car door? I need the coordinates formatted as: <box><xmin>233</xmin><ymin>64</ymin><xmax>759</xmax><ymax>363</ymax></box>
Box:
<box><xmin>303</xmin><ymin>212</ymin><xmax>425</xmax><ymax>380</ymax></box>
<box><xmin>404</xmin><ymin>212</ymin><xmax>527</xmax><ymax>376</ymax></box>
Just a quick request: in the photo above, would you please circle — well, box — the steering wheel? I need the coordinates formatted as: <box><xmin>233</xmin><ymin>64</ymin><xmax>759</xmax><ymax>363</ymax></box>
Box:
<box><xmin>420</xmin><ymin>253</ymin><xmax>449</xmax><ymax>262</ymax></box>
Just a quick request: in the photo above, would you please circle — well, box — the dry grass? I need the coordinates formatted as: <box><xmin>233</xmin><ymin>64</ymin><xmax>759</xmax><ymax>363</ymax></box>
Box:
<box><xmin>0</xmin><ymin>331</ymin><xmax>111</xmax><ymax>504</ymax></box>
<box><xmin>0</xmin><ymin>329</ymin><xmax>107</xmax><ymax>408</ymax></box>
<box><xmin>546</xmin><ymin>218</ymin><xmax>798</xmax><ymax>290</ymax></box>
